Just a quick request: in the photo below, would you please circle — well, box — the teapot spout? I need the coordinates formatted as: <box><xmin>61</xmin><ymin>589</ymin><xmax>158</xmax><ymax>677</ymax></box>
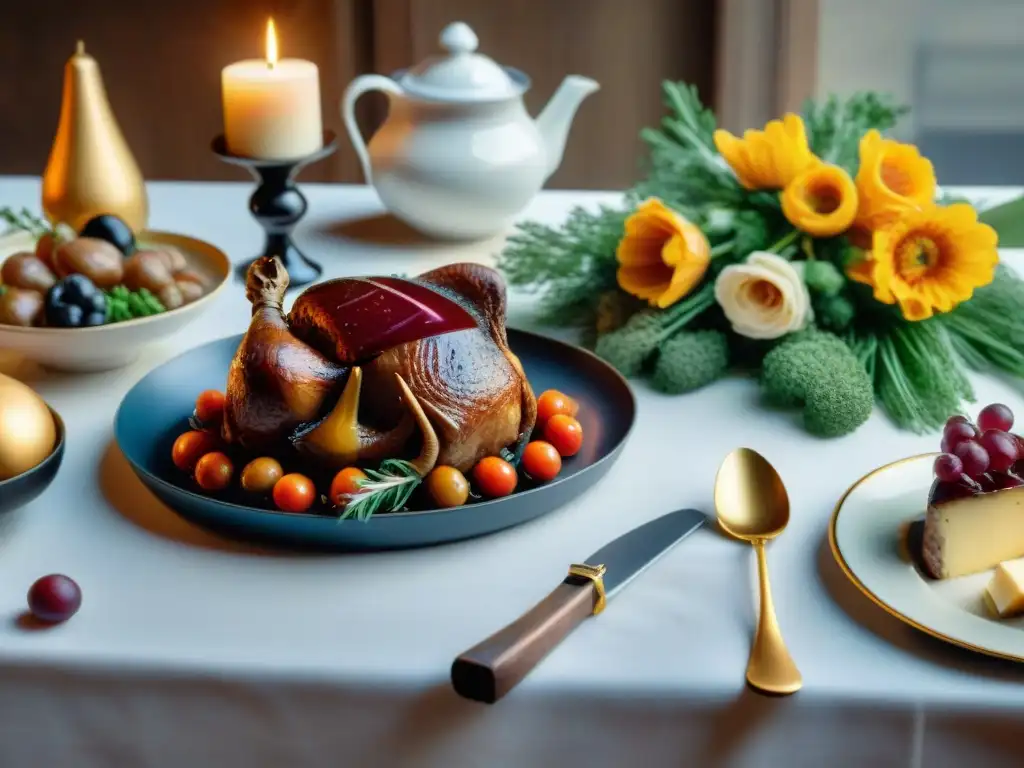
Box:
<box><xmin>536</xmin><ymin>75</ymin><xmax>599</xmax><ymax>180</ymax></box>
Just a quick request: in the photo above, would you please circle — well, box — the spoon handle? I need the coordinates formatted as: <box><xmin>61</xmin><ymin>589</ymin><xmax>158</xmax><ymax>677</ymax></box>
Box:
<box><xmin>747</xmin><ymin>538</ymin><xmax>802</xmax><ymax>695</ymax></box>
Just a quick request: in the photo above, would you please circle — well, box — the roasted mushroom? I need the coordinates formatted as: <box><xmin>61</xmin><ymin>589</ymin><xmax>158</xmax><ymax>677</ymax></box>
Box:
<box><xmin>1</xmin><ymin>252</ymin><xmax>56</xmax><ymax>293</ymax></box>
<box><xmin>52</xmin><ymin>238</ymin><xmax>124</xmax><ymax>288</ymax></box>
<box><xmin>122</xmin><ymin>250</ymin><xmax>175</xmax><ymax>294</ymax></box>
<box><xmin>0</xmin><ymin>287</ymin><xmax>45</xmax><ymax>327</ymax></box>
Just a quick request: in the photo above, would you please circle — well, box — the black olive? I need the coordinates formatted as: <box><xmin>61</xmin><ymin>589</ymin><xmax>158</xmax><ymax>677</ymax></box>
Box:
<box><xmin>79</xmin><ymin>214</ymin><xmax>135</xmax><ymax>256</ymax></box>
<box><xmin>45</xmin><ymin>274</ymin><xmax>108</xmax><ymax>328</ymax></box>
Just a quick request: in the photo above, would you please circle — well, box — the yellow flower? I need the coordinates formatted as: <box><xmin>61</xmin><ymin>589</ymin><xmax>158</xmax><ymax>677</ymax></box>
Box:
<box><xmin>616</xmin><ymin>198</ymin><xmax>710</xmax><ymax>308</ymax></box>
<box><xmin>713</xmin><ymin>114</ymin><xmax>820</xmax><ymax>190</ymax></box>
<box><xmin>854</xmin><ymin>129</ymin><xmax>936</xmax><ymax>228</ymax></box>
<box><xmin>847</xmin><ymin>204</ymin><xmax>998</xmax><ymax>321</ymax></box>
<box><xmin>781</xmin><ymin>164</ymin><xmax>858</xmax><ymax>237</ymax></box>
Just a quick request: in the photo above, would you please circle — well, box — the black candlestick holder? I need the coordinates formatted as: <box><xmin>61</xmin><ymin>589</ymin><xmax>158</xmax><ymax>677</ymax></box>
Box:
<box><xmin>212</xmin><ymin>130</ymin><xmax>337</xmax><ymax>288</ymax></box>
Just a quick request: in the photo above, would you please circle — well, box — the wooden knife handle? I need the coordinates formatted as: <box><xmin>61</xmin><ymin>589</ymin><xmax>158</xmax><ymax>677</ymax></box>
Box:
<box><xmin>450</xmin><ymin>575</ymin><xmax>597</xmax><ymax>703</ymax></box>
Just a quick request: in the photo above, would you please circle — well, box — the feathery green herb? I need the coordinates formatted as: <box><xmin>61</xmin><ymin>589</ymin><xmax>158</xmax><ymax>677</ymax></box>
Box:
<box><xmin>337</xmin><ymin>459</ymin><xmax>422</xmax><ymax>522</ymax></box>
<box><xmin>0</xmin><ymin>206</ymin><xmax>53</xmax><ymax>238</ymax></box>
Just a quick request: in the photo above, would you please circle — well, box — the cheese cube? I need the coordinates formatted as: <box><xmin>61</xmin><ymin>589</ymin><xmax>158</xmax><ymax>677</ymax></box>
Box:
<box><xmin>985</xmin><ymin>559</ymin><xmax>1024</xmax><ymax>618</ymax></box>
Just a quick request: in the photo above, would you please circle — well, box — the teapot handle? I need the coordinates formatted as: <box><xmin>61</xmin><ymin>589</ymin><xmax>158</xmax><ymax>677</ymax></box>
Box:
<box><xmin>341</xmin><ymin>75</ymin><xmax>403</xmax><ymax>185</ymax></box>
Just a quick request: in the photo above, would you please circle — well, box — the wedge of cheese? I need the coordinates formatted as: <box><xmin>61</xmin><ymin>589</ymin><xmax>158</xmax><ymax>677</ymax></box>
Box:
<box><xmin>923</xmin><ymin>480</ymin><xmax>1024</xmax><ymax>579</ymax></box>
<box><xmin>985</xmin><ymin>558</ymin><xmax>1024</xmax><ymax>618</ymax></box>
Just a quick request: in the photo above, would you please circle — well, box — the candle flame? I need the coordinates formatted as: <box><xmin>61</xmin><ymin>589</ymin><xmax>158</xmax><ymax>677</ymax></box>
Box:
<box><xmin>266</xmin><ymin>18</ymin><xmax>278</xmax><ymax>68</ymax></box>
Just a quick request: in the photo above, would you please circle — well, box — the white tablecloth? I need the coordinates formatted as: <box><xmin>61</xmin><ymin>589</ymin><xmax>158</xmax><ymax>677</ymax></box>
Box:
<box><xmin>1</xmin><ymin>177</ymin><xmax>1024</xmax><ymax>768</ymax></box>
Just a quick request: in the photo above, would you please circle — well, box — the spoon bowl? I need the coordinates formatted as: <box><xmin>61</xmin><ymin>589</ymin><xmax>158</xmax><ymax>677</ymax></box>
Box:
<box><xmin>714</xmin><ymin>447</ymin><xmax>802</xmax><ymax>696</ymax></box>
<box><xmin>715</xmin><ymin>447</ymin><xmax>790</xmax><ymax>541</ymax></box>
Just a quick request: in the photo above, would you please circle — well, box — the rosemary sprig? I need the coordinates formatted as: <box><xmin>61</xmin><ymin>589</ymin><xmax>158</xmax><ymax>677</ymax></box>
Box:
<box><xmin>0</xmin><ymin>206</ymin><xmax>53</xmax><ymax>238</ymax></box>
<box><xmin>337</xmin><ymin>459</ymin><xmax>422</xmax><ymax>522</ymax></box>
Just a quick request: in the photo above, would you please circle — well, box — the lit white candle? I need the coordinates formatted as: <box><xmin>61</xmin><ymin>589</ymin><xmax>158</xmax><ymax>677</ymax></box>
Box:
<box><xmin>221</xmin><ymin>19</ymin><xmax>323</xmax><ymax>159</ymax></box>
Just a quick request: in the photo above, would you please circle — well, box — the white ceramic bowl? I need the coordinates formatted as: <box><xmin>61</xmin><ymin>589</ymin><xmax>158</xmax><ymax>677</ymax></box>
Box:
<box><xmin>0</xmin><ymin>230</ymin><xmax>230</xmax><ymax>372</ymax></box>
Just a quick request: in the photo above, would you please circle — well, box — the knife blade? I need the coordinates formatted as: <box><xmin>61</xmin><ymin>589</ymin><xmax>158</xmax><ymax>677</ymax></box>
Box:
<box><xmin>450</xmin><ymin>508</ymin><xmax>706</xmax><ymax>703</ymax></box>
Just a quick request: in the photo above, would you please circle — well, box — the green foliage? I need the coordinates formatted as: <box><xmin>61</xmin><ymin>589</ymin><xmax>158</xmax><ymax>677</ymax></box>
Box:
<box><xmin>801</xmin><ymin>92</ymin><xmax>910</xmax><ymax>173</ymax></box>
<box><xmin>337</xmin><ymin>459</ymin><xmax>422</xmax><ymax>522</ymax></box>
<box><xmin>650</xmin><ymin>330</ymin><xmax>729</xmax><ymax>394</ymax></box>
<box><xmin>802</xmin><ymin>259</ymin><xmax>844</xmax><ymax>297</ymax></box>
<box><xmin>940</xmin><ymin>266</ymin><xmax>1024</xmax><ymax>377</ymax></box>
<box><xmin>497</xmin><ymin>204</ymin><xmax>627</xmax><ymax>326</ymax></box>
<box><xmin>979</xmin><ymin>197</ymin><xmax>1024</xmax><ymax>249</ymax></box>
<box><xmin>594</xmin><ymin>311</ymin><xmax>664</xmax><ymax>377</ymax></box>
<box><xmin>0</xmin><ymin>206</ymin><xmax>53</xmax><ymax>239</ymax></box>
<box><xmin>730</xmin><ymin>209</ymin><xmax>772</xmax><ymax>260</ymax></box>
<box><xmin>849</xmin><ymin>321</ymin><xmax>974</xmax><ymax>433</ymax></box>
<box><xmin>105</xmin><ymin>286</ymin><xmax>166</xmax><ymax>323</ymax></box>
<box><xmin>493</xmin><ymin>79</ymin><xmax>1024</xmax><ymax>439</ymax></box>
<box><xmin>635</xmin><ymin>82</ymin><xmax>744</xmax><ymax>214</ymax></box>
<box><xmin>593</xmin><ymin>283</ymin><xmax>716</xmax><ymax>377</ymax></box>
<box><xmin>593</xmin><ymin>290</ymin><xmax>643</xmax><ymax>335</ymax></box>
<box><xmin>815</xmin><ymin>294</ymin><xmax>856</xmax><ymax>332</ymax></box>
<box><xmin>760</xmin><ymin>330</ymin><xmax>874</xmax><ymax>437</ymax></box>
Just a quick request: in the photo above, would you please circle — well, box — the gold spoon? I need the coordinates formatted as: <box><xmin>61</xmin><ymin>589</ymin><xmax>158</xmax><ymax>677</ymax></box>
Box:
<box><xmin>714</xmin><ymin>447</ymin><xmax>802</xmax><ymax>695</ymax></box>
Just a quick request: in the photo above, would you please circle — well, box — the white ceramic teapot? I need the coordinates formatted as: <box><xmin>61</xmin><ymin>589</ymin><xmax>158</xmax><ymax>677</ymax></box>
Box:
<box><xmin>342</xmin><ymin>22</ymin><xmax>599</xmax><ymax>240</ymax></box>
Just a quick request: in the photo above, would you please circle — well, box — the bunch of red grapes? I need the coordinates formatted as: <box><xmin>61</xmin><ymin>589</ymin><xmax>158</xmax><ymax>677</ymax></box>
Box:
<box><xmin>934</xmin><ymin>403</ymin><xmax>1021</xmax><ymax>484</ymax></box>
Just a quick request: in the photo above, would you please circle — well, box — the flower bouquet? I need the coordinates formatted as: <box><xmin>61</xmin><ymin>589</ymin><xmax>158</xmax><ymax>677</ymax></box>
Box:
<box><xmin>498</xmin><ymin>82</ymin><xmax>1024</xmax><ymax>437</ymax></box>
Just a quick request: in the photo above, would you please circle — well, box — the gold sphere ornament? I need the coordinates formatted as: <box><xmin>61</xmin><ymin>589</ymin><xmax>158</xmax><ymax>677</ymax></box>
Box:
<box><xmin>0</xmin><ymin>373</ymin><xmax>57</xmax><ymax>482</ymax></box>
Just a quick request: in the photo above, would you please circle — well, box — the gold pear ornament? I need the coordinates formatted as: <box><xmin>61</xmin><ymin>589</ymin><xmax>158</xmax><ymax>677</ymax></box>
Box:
<box><xmin>42</xmin><ymin>41</ymin><xmax>148</xmax><ymax>233</ymax></box>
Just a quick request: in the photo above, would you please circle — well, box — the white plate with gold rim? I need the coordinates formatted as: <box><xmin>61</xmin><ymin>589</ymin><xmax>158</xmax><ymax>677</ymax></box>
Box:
<box><xmin>830</xmin><ymin>453</ymin><xmax>1024</xmax><ymax>662</ymax></box>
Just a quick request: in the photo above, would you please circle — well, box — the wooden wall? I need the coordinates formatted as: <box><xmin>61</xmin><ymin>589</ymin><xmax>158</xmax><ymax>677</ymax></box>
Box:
<box><xmin>0</xmin><ymin>0</ymin><xmax>715</xmax><ymax>189</ymax></box>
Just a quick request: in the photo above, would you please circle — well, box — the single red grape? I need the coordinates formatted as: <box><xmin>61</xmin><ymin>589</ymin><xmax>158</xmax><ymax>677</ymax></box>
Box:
<box><xmin>954</xmin><ymin>439</ymin><xmax>990</xmax><ymax>478</ymax></box>
<box><xmin>27</xmin><ymin>574</ymin><xmax>82</xmax><ymax>623</ymax></box>
<box><xmin>945</xmin><ymin>415</ymin><xmax>970</xmax><ymax>429</ymax></box>
<box><xmin>980</xmin><ymin>429</ymin><xmax>1019</xmax><ymax>473</ymax></box>
<box><xmin>933</xmin><ymin>453</ymin><xmax>964</xmax><ymax>483</ymax></box>
<box><xmin>941</xmin><ymin>421</ymin><xmax>978</xmax><ymax>454</ymax></box>
<box><xmin>978</xmin><ymin>403</ymin><xmax>1014</xmax><ymax>433</ymax></box>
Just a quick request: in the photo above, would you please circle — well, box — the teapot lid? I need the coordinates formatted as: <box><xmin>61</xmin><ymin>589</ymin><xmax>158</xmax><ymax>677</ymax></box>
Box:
<box><xmin>397</xmin><ymin>22</ymin><xmax>529</xmax><ymax>103</ymax></box>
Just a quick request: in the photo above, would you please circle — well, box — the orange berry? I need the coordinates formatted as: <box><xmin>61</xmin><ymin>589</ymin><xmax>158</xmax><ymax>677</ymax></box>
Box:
<box><xmin>195</xmin><ymin>390</ymin><xmax>226</xmax><ymax>424</ymax></box>
<box><xmin>536</xmin><ymin>389</ymin><xmax>578</xmax><ymax>426</ymax></box>
<box><xmin>273</xmin><ymin>473</ymin><xmax>316</xmax><ymax>513</ymax></box>
<box><xmin>329</xmin><ymin>467</ymin><xmax>369</xmax><ymax>505</ymax></box>
<box><xmin>194</xmin><ymin>451</ymin><xmax>233</xmax><ymax>492</ymax></box>
<box><xmin>171</xmin><ymin>430</ymin><xmax>220</xmax><ymax>472</ymax></box>
<box><xmin>543</xmin><ymin>414</ymin><xmax>583</xmax><ymax>457</ymax></box>
<box><xmin>472</xmin><ymin>456</ymin><xmax>518</xmax><ymax>498</ymax></box>
<box><xmin>521</xmin><ymin>440</ymin><xmax>562</xmax><ymax>482</ymax></box>
<box><xmin>425</xmin><ymin>466</ymin><xmax>470</xmax><ymax>508</ymax></box>
<box><xmin>240</xmin><ymin>457</ymin><xmax>284</xmax><ymax>494</ymax></box>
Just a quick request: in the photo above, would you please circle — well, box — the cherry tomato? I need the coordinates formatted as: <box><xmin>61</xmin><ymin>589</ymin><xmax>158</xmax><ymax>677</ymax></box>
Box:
<box><xmin>195</xmin><ymin>389</ymin><xmax>226</xmax><ymax>424</ymax></box>
<box><xmin>273</xmin><ymin>473</ymin><xmax>316</xmax><ymax>513</ymax></box>
<box><xmin>543</xmin><ymin>414</ymin><xmax>583</xmax><ymax>457</ymax></box>
<box><xmin>472</xmin><ymin>456</ymin><xmax>518</xmax><ymax>498</ymax></box>
<box><xmin>171</xmin><ymin>430</ymin><xmax>220</xmax><ymax>472</ymax></box>
<box><xmin>425</xmin><ymin>465</ymin><xmax>470</xmax><ymax>508</ymax></box>
<box><xmin>240</xmin><ymin>457</ymin><xmax>284</xmax><ymax>494</ymax></box>
<box><xmin>536</xmin><ymin>389</ymin><xmax>578</xmax><ymax>426</ymax></box>
<box><xmin>521</xmin><ymin>440</ymin><xmax>562</xmax><ymax>482</ymax></box>
<box><xmin>329</xmin><ymin>467</ymin><xmax>369</xmax><ymax>505</ymax></box>
<box><xmin>194</xmin><ymin>451</ymin><xmax>234</xmax><ymax>492</ymax></box>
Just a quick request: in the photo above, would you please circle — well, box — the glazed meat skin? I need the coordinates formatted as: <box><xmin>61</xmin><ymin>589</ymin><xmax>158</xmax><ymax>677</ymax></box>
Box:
<box><xmin>222</xmin><ymin>257</ymin><xmax>537</xmax><ymax>475</ymax></box>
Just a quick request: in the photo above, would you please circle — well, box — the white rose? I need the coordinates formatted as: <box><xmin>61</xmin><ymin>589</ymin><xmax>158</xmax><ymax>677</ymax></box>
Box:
<box><xmin>714</xmin><ymin>251</ymin><xmax>812</xmax><ymax>340</ymax></box>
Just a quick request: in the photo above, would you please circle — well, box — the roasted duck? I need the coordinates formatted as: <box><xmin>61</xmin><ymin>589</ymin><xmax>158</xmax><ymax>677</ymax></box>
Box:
<box><xmin>222</xmin><ymin>256</ymin><xmax>537</xmax><ymax>476</ymax></box>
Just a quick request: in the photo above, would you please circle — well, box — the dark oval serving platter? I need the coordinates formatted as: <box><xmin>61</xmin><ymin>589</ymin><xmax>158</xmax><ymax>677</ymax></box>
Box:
<box><xmin>115</xmin><ymin>329</ymin><xmax>635</xmax><ymax>551</ymax></box>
